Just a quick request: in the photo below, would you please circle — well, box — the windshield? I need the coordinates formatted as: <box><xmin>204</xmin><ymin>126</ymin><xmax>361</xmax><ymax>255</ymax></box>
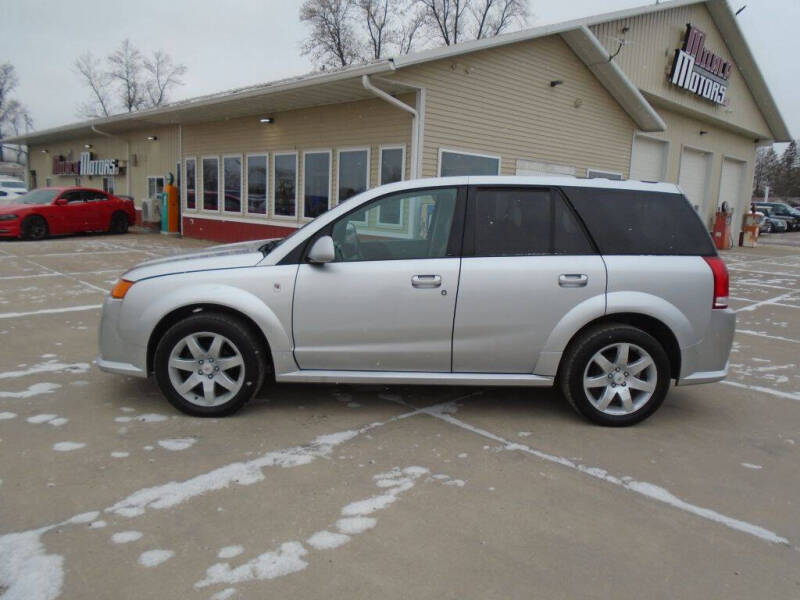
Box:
<box><xmin>260</xmin><ymin>218</ymin><xmax>316</xmax><ymax>255</ymax></box>
<box><xmin>20</xmin><ymin>189</ymin><xmax>60</xmax><ymax>205</ymax></box>
<box><xmin>1</xmin><ymin>181</ymin><xmax>26</xmax><ymax>189</ymax></box>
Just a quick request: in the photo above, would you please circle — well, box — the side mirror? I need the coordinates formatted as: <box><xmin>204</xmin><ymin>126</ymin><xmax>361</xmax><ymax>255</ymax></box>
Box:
<box><xmin>307</xmin><ymin>235</ymin><xmax>335</xmax><ymax>264</ymax></box>
<box><xmin>55</xmin><ymin>198</ymin><xmax>68</xmax><ymax>206</ymax></box>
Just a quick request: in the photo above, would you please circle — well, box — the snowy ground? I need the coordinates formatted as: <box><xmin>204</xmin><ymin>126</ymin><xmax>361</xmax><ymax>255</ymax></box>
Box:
<box><xmin>1</xmin><ymin>232</ymin><xmax>799</xmax><ymax>600</ymax></box>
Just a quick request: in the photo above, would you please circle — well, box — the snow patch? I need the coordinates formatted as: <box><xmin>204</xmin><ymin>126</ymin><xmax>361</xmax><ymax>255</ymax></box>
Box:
<box><xmin>306</xmin><ymin>530</ymin><xmax>350</xmax><ymax>550</ymax></box>
<box><xmin>28</xmin><ymin>414</ymin><xmax>58</xmax><ymax>424</ymax></box>
<box><xmin>138</xmin><ymin>549</ymin><xmax>174</xmax><ymax>567</ymax></box>
<box><xmin>53</xmin><ymin>442</ymin><xmax>86</xmax><ymax>452</ymax></box>
<box><xmin>195</xmin><ymin>542</ymin><xmax>308</xmax><ymax>588</ymax></box>
<box><xmin>89</xmin><ymin>521</ymin><xmax>107</xmax><ymax>529</ymax></box>
<box><xmin>48</xmin><ymin>417</ymin><xmax>68</xmax><ymax>427</ymax></box>
<box><xmin>0</xmin><ymin>382</ymin><xmax>61</xmax><ymax>399</ymax></box>
<box><xmin>0</xmin><ymin>360</ymin><xmax>90</xmax><ymax>380</ymax></box>
<box><xmin>0</xmin><ymin>525</ymin><xmax>63</xmax><ymax>600</ymax></box>
<box><xmin>211</xmin><ymin>589</ymin><xmax>237</xmax><ymax>600</ymax></box>
<box><xmin>741</xmin><ymin>463</ymin><xmax>763</xmax><ymax>470</ymax></box>
<box><xmin>0</xmin><ymin>411</ymin><xmax>17</xmax><ymax>420</ymax></box>
<box><xmin>111</xmin><ymin>451</ymin><xmax>130</xmax><ymax>458</ymax></box>
<box><xmin>158</xmin><ymin>438</ymin><xmax>197</xmax><ymax>451</ymax></box>
<box><xmin>115</xmin><ymin>413</ymin><xmax>169</xmax><ymax>423</ymax></box>
<box><xmin>217</xmin><ymin>545</ymin><xmax>244</xmax><ymax>559</ymax></box>
<box><xmin>111</xmin><ymin>531</ymin><xmax>143</xmax><ymax>544</ymax></box>
<box><xmin>336</xmin><ymin>517</ymin><xmax>377</xmax><ymax>535</ymax></box>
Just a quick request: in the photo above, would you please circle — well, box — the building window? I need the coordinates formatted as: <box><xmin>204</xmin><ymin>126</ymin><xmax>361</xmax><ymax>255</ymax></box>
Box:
<box><xmin>587</xmin><ymin>169</ymin><xmax>623</xmax><ymax>180</ymax></box>
<box><xmin>185</xmin><ymin>158</ymin><xmax>197</xmax><ymax>209</ymax></box>
<box><xmin>202</xmin><ymin>157</ymin><xmax>219</xmax><ymax>211</ymax></box>
<box><xmin>45</xmin><ymin>177</ymin><xmax>53</xmax><ymax>187</ymax></box>
<box><xmin>379</xmin><ymin>146</ymin><xmax>405</xmax><ymax>185</ymax></box>
<box><xmin>304</xmin><ymin>151</ymin><xmax>331</xmax><ymax>219</ymax></box>
<box><xmin>223</xmin><ymin>155</ymin><xmax>242</xmax><ymax>213</ymax></box>
<box><xmin>439</xmin><ymin>149</ymin><xmax>500</xmax><ymax>176</ymax></box>
<box><xmin>274</xmin><ymin>153</ymin><xmax>297</xmax><ymax>217</ymax></box>
<box><xmin>103</xmin><ymin>176</ymin><xmax>115</xmax><ymax>193</ymax></box>
<box><xmin>147</xmin><ymin>176</ymin><xmax>165</xmax><ymax>200</ymax></box>
<box><xmin>247</xmin><ymin>154</ymin><xmax>268</xmax><ymax>215</ymax></box>
<box><xmin>337</xmin><ymin>148</ymin><xmax>369</xmax><ymax>205</ymax></box>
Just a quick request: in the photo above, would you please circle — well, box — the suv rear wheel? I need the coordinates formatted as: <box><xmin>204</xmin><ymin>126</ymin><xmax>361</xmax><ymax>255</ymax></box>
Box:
<box><xmin>560</xmin><ymin>324</ymin><xmax>670</xmax><ymax>426</ymax></box>
<box><xmin>154</xmin><ymin>312</ymin><xmax>267</xmax><ymax>417</ymax></box>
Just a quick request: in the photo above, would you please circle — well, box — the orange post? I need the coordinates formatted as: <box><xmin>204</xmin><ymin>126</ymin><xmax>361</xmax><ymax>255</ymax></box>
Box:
<box><xmin>165</xmin><ymin>180</ymin><xmax>179</xmax><ymax>233</ymax></box>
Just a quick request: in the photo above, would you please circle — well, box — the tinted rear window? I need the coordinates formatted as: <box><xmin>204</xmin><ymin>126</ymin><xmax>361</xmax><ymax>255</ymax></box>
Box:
<box><xmin>563</xmin><ymin>187</ymin><xmax>716</xmax><ymax>256</ymax></box>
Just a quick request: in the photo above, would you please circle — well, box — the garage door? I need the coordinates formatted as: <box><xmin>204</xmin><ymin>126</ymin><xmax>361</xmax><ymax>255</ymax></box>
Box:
<box><xmin>630</xmin><ymin>135</ymin><xmax>668</xmax><ymax>181</ymax></box>
<box><xmin>678</xmin><ymin>148</ymin><xmax>712</xmax><ymax>222</ymax></box>
<box><xmin>719</xmin><ymin>158</ymin><xmax>747</xmax><ymax>239</ymax></box>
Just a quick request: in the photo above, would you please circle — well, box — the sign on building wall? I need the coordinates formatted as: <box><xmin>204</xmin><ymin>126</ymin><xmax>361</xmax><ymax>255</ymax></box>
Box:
<box><xmin>53</xmin><ymin>151</ymin><xmax>120</xmax><ymax>176</ymax></box>
<box><xmin>668</xmin><ymin>24</ymin><xmax>732</xmax><ymax>105</ymax></box>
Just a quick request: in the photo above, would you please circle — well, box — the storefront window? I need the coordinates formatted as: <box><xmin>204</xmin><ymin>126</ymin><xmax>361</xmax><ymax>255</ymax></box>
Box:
<box><xmin>103</xmin><ymin>176</ymin><xmax>115</xmax><ymax>194</ymax></box>
<box><xmin>186</xmin><ymin>158</ymin><xmax>196</xmax><ymax>209</ymax></box>
<box><xmin>380</xmin><ymin>146</ymin><xmax>404</xmax><ymax>185</ymax></box>
<box><xmin>223</xmin><ymin>155</ymin><xmax>242</xmax><ymax>212</ymax></box>
<box><xmin>247</xmin><ymin>155</ymin><xmax>267</xmax><ymax>215</ymax></box>
<box><xmin>338</xmin><ymin>149</ymin><xmax>368</xmax><ymax>205</ymax></box>
<box><xmin>147</xmin><ymin>176</ymin><xmax>165</xmax><ymax>199</ymax></box>
<box><xmin>202</xmin><ymin>157</ymin><xmax>219</xmax><ymax>211</ymax></box>
<box><xmin>274</xmin><ymin>153</ymin><xmax>297</xmax><ymax>217</ymax></box>
<box><xmin>304</xmin><ymin>151</ymin><xmax>330</xmax><ymax>219</ymax></box>
<box><xmin>439</xmin><ymin>149</ymin><xmax>500</xmax><ymax>176</ymax></box>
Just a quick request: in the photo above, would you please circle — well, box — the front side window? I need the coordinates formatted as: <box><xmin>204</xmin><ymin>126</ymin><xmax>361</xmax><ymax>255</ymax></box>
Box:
<box><xmin>223</xmin><ymin>156</ymin><xmax>242</xmax><ymax>212</ymax></box>
<box><xmin>202</xmin><ymin>157</ymin><xmax>219</xmax><ymax>211</ymax></box>
<box><xmin>304</xmin><ymin>151</ymin><xmax>330</xmax><ymax>219</ymax></box>
<box><xmin>330</xmin><ymin>187</ymin><xmax>458</xmax><ymax>262</ymax></box>
<box><xmin>338</xmin><ymin>149</ymin><xmax>368</xmax><ymax>204</ymax></box>
<box><xmin>472</xmin><ymin>187</ymin><xmax>594</xmax><ymax>256</ymax></box>
<box><xmin>185</xmin><ymin>158</ymin><xmax>197</xmax><ymax>209</ymax></box>
<box><xmin>247</xmin><ymin>155</ymin><xmax>268</xmax><ymax>215</ymax></box>
<box><xmin>274</xmin><ymin>153</ymin><xmax>297</xmax><ymax>217</ymax></box>
<box><xmin>440</xmin><ymin>150</ymin><xmax>500</xmax><ymax>177</ymax></box>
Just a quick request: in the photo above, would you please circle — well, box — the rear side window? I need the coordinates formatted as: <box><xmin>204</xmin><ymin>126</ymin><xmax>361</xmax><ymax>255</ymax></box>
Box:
<box><xmin>564</xmin><ymin>187</ymin><xmax>716</xmax><ymax>256</ymax></box>
<box><xmin>469</xmin><ymin>187</ymin><xmax>595</xmax><ymax>257</ymax></box>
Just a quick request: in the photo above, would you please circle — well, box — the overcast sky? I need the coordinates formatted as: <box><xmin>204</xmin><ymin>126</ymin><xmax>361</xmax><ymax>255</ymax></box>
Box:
<box><xmin>1</xmin><ymin>0</ymin><xmax>797</xmax><ymax>142</ymax></box>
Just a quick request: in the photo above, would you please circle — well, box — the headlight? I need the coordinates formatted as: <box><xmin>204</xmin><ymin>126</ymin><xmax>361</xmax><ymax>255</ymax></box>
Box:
<box><xmin>0</xmin><ymin>214</ymin><xmax>19</xmax><ymax>221</ymax></box>
<box><xmin>110</xmin><ymin>279</ymin><xmax>134</xmax><ymax>299</ymax></box>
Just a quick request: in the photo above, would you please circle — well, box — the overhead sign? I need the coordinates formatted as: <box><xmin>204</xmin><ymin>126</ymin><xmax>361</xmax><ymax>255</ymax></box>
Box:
<box><xmin>53</xmin><ymin>152</ymin><xmax>120</xmax><ymax>176</ymax></box>
<box><xmin>669</xmin><ymin>24</ymin><xmax>732</xmax><ymax>105</ymax></box>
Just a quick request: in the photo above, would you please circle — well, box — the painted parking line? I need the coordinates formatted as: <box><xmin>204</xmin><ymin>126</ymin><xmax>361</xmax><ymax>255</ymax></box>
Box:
<box><xmin>736</xmin><ymin>329</ymin><xmax>800</xmax><ymax>344</ymax></box>
<box><xmin>721</xmin><ymin>380</ymin><xmax>800</xmax><ymax>402</ymax></box>
<box><xmin>734</xmin><ymin>291</ymin><xmax>798</xmax><ymax>313</ymax></box>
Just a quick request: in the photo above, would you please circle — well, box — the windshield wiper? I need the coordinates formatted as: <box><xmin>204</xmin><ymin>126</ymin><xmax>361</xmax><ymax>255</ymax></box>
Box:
<box><xmin>259</xmin><ymin>239</ymin><xmax>284</xmax><ymax>255</ymax></box>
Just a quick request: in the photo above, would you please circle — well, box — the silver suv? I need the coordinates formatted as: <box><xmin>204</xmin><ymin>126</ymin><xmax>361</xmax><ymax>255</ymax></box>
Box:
<box><xmin>97</xmin><ymin>176</ymin><xmax>734</xmax><ymax>426</ymax></box>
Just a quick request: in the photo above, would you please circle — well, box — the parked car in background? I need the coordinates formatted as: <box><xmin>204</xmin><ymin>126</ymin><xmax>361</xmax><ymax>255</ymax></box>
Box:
<box><xmin>753</xmin><ymin>202</ymin><xmax>800</xmax><ymax>231</ymax></box>
<box><xmin>0</xmin><ymin>187</ymin><xmax>135</xmax><ymax>240</ymax></box>
<box><xmin>758</xmin><ymin>207</ymin><xmax>788</xmax><ymax>233</ymax></box>
<box><xmin>0</xmin><ymin>176</ymin><xmax>28</xmax><ymax>203</ymax></box>
<box><xmin>98</xmin><ymin>177</ymin><xmax>734</xmax><ymax>427</ymax></box>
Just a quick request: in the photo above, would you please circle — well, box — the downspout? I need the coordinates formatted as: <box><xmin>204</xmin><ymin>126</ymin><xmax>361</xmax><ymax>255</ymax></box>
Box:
<box><xmin>91</xmin><ymin>124</ymin><xmax>129</xmax><ymax>196</ymax></box>
<box><xmin>178</xmin><ymin>124</ymin><xmax>183</xmax><ymax>236</ymax></box>
<box><xmin>362</xmin><ymin>75</ymin><xmax>421</xmax><ymax>179</ymax></box>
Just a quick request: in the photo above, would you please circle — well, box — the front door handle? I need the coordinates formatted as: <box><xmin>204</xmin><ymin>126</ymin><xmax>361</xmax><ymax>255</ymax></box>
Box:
<box><xmin>558</xmin><ymin>274</ymin><xmax>588</xmax><ymax>288</ymax></box>
<box><xmin>411</xmin><ymin>274</ymin><xmax>442</xmax><ymax>288</ymax></box>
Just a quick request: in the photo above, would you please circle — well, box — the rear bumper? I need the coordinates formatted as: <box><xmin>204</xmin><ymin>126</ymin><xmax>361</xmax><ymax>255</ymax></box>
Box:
<box><xmin>677</xmin><ymin>308</ymin><xmax>736</xmax><ymax>385</ymax></box>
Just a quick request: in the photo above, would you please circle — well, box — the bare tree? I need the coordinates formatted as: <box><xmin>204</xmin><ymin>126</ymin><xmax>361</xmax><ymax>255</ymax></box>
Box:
<box><xmin>107</xmin><ymin>39</ymin><xmax>147</xmax><ymax>112</ymax></box>
<box><xmin>144</xmin><ymin>50</ymin><xmax>188</xmax><ymax>107</ymax></box>
<box><xmin>74</xmin><ymin>52</ymin><xmax>114</xmax><ymax>118</ymax></box>
<box><xmin>415</xmin><ymin>0</ymin><xmax>469</xmax><ymax>46</ymax></box>
<box><xmin>471</xmin><ymin>0</ymin><xmax>528</xmax><ymax>39</ymax></box>
<box><xmin>360</xmin><ymin>0</ymin><xmax>392</xmax><ymax>60</ymax></box>
<box><xmin>300</xmin><ymin>0</ymin><xmax>362</xmax><ymax>68</ymax></box>
<box><xmin>0</xmin><ymin>62</ymin><xmax>33</xmax><ymax>163</ymax></box>
<box><xmin>399</xmin><ymin>6</ymin><xmax>427</xmax><ymax>54</ymax></box>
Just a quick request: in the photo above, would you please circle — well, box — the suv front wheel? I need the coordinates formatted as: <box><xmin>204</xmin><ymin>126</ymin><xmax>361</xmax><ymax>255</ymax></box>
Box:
<box><xmin>560</xmin><ymin>324</ymin><xmax>670</xmax><ymax>426</ymax></box>
<box><xmin>154</xmin><ymin>312</ymin><xmax>267</xmax><ymax>417</ymax></box>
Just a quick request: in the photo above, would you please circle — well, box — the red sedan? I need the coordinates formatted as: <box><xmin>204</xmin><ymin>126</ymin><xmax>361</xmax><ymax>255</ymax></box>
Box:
<box><xmin>0</xmin><ymin>187</ymin><xmax>135</xmax><ymax>240</ymax></box>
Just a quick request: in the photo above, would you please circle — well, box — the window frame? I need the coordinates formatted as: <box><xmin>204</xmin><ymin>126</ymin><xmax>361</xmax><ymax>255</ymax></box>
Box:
<box><xmin>272</xmin><ymin>151</ymin><xmax>298</xmax><ymax>220</ymax></box>
<box><xmin>222</xmin><ymin>153</ymin><xmax>244</xmax><ymax>215</ymax></box>
<box><xmin>438</xmin><ymin>147</ymin><xmax>501</xmax><ymax>177</ymax></box>
<box><xmin>462</xmin><ymin>185</ymin><xmax>598</xmax><ymax>258</ymax></box>
<box><xmin>184</xmin><ymin>156</ymin><xmax>197</xmax><ymax>211</ymax></box>
<box><xmin>245</xmin><ymin>152</ymin><xmax>269</xmax><ymax>217</ymax></box>
<box><xmin>146</xmin><ymin>175</ymin><xmax>166</xmax><ymax>202</ymax></box>
<box><xmin>200</xmin><ymin>156</ymin><xmax>221</xmax><ymax>213</ymax></box>
<box><xmin>302</xmin><ymin>149</ymin><xmax>333</xmax><ymax>221</ymax></box>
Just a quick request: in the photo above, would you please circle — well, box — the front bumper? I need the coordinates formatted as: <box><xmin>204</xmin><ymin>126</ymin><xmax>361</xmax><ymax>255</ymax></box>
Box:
<box><xmin>0</xmin><ymin>221</ymin><xmax>21</xmax><ymax>237</ymax></box>
<box><xmin>96</xmin><ymin>295</ymin><xmax>148</xmax><ymax>378</ymax></box>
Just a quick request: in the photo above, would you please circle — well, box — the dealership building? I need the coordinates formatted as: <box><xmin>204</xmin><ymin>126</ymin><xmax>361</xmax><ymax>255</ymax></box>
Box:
<box><xmin>5</xmin><ymin>0</ymin><xmax>790</xmax><ymax>243</ymax></box>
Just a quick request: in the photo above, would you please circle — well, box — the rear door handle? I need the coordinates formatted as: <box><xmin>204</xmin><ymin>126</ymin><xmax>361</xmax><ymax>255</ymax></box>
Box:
<box><xmin>558</xmin><ymin>274</ymin><xmax>588</xmax><ymax>288</ymax></box>
<box><xmin>411</xmin><ymin>274</ymin><xmax>442</xmax><ymax>288</ymax></box>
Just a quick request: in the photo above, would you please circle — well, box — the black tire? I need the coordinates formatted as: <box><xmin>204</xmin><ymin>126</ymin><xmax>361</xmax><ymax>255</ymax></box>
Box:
<box><xmin>21</xmin><ymin>215</ymin><xmax>48</xmax><ymax>240</ymax></box>
<box><xmin>109</xmin><ymin>212</ymin><xmax>129</xmax><ymax>234</ymax></box>
<box><xmin>559</xmin><ymin>324</ymin><xmax>671</xmax><ymax>427</ymax></box>
<box><xmin>154</xmin><ymin>312</ymin><xmax>267</xmax><ymax>417</ymax></box>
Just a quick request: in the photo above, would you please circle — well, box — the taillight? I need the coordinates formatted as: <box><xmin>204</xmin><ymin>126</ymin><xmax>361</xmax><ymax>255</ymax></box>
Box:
<box><xmin>703</xmin><ymin>256</ymin><xmax>729</xmax><ymax>309</ymax></box>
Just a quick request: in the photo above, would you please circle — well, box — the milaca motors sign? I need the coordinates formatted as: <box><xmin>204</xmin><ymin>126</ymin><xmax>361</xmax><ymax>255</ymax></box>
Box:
<box><xmin>669</xmin><ymin>24</ymin><xmax>732</xmax><ymax>105</ymax></box>
<box><xmin>53</xmin><ymin>152</ymin><xmax>120</xmax><ymax>176</ymax></box>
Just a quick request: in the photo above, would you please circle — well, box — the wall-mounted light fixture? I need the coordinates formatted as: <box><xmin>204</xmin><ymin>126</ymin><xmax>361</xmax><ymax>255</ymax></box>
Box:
<box><xmin>40</xmin><ymin>149</ymin><xmax>48</xmax><ymax>153</ymax></box>
<box><xmin>550</xmin><ymin>80</ymin><xmax>563</xmax><ymax>87</ymax></box>
<box><xmin>84</xmin><ymin>144</ymin><xmax>93</xmax><ymax>149</ymax></box>
<box><xmin>146</xmin><ymin>135</ymin><xmax>158</xmax><ymax>141</ymax></box>
<box><xmin>259</xmin><ymin>117</ymin><xmax>274</xmax><ymax>124</ymax></box>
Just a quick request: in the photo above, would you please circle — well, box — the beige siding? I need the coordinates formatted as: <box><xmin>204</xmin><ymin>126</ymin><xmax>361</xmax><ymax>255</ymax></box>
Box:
<box><xmin>591</xmin><ymin>4</ymin><xmax>772</xmax><ymax>139</ymax></box>
<box><xmin>637</xmin><ymin>106</ymin><xmax>756</xmax><ymax>236</ymax></box>
<box><xmin>389</xmin><ymin>36</ymin><xmax>637</xmax><ymax>178</ymax></box>
<box><xmin>182</xmin><ymin>96</ymin><xmax>414</xmax><ymax>225</ymax></box>
<box><xmin>28</xmin><ymin>125</ymin><xmax>179</xmax><ymax>207</ymax></box>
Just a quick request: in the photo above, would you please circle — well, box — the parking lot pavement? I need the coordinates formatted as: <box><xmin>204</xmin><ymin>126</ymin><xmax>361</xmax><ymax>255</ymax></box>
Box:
<box><xmin>1</xmin><ymin>233</ymin><xmax>799</xmax><ymax>600</ymax></box>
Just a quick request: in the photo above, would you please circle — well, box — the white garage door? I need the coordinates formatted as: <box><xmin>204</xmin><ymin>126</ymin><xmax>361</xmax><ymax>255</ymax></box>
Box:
<box><xmin>679</xmin><ymin>148</ymin><xmax>712</xmax><ymax>221</ymax></box>
<box><xmin>719</xmin><ymin>158</ymin><xmax>747</xmax><ymax>238</ymax></box>
<box><xmin>630</xmin><ymin>135</ymin><xmax>668</xmax><ymax>181</ymax></box>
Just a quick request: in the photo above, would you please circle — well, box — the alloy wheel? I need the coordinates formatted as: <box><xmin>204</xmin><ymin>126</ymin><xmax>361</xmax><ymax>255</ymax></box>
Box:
<box><xmin>582</xmin><ymin>342</ymin><xmax>657</xmax><ymax>416</ymax></box>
